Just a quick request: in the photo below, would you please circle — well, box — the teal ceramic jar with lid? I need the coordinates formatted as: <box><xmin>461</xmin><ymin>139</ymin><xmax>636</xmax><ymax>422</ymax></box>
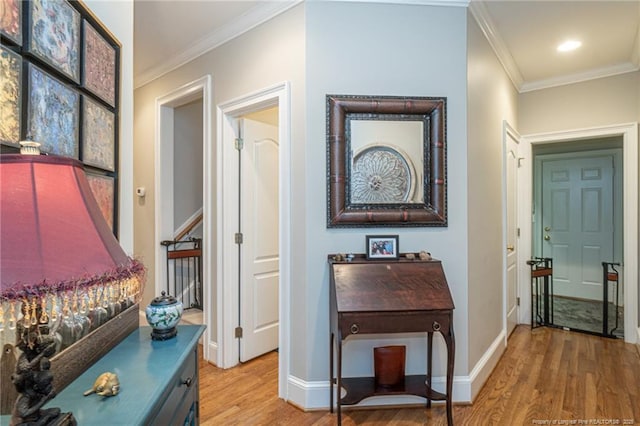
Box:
<box><xmin>145</xmin><ymin>291</ymin><xmax>183</xmax><ymax>340</ymax></box>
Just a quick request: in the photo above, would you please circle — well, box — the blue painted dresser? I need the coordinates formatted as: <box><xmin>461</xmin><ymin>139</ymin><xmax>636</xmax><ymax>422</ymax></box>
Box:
<box><xmin>40</xmin><ymin>325</ymin><xmax>206</xmax><ymax>425</ymax></box>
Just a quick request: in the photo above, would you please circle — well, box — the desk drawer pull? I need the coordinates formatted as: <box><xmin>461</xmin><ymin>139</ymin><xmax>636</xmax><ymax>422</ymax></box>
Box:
<box><xmin>350</xmin><ymin>324</ymin><xmax>359</xmax><ymax>334</ymax></box>
<box><xmin>432</xmin><ymin>321</ymin><xmax>441</xmax><ymax>331</ymax></box>
<box><xmin>182</xmin><ymin>377</ymin><xmax>193</xmax><ymax>388</ymax></box>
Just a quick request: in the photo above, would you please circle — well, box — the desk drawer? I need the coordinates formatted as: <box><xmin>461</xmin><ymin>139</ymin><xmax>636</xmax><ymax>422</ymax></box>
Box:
<box><xmin>150</xmin><ymin>348</ymin><xmax>198</xmax><ymax>425</ymax></box>
<box><xmin>339</xmin><ymin>312</ymin><xmax>451</xmax><ymax>336</ymax></box>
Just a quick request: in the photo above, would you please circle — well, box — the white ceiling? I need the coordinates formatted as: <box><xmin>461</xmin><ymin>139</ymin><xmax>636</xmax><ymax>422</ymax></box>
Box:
<box><xmin>133</xmin><ymin>0</ymin><xmax>640</xmax><ymax>92</ymax></box>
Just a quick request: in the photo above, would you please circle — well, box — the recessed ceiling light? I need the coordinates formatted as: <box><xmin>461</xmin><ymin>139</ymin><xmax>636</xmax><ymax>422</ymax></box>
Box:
<box><xmin>557</xmin><ymin>40</ymin><xmax>582</xmax><ymax>52</ymax></box>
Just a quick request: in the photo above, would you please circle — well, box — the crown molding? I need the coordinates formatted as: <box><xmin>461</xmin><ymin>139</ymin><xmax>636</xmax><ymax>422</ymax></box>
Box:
<box><xmin>134</xmin><ymin>0</ymin><xmax>473</xmax><ymax>88</ymax></box>
<box><xmin>135</xmin><ymin>1</ymin><xmax>302</xmax><ymax>89</ymax></box>
<box><xmin>520</xmin><ymin>62</ymin><xmax>640</xmax><ymax>93</ymax></box>
<box><xmin>469</xmin><ymin>0</ymin><xmax>523</xmax><ymax>91</ymax></box>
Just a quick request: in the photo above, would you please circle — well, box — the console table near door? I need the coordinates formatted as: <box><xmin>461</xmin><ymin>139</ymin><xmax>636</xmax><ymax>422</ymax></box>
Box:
<box><xmin>328</xmin><ymin>255</ymin><xmax>455</xmax><ymax>425</ymax></box>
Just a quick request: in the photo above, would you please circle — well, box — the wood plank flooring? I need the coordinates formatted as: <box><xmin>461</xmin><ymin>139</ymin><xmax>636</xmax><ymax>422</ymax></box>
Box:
<box><xmin>199</xmin><ymin>326</ymin><xmax>640</xmax><ymax>425</ymax></box>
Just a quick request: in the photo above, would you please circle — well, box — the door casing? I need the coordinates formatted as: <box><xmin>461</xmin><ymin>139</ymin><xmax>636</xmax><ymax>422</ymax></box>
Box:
<box><xmin>155</xmin><ymin>75</ymin><xmax>213</xmax><ymax>360</ymax></box>
<box><xmin>217</xmin><ymin>82</ymin><xmax>291</xmax><ymax>400</ymax></box>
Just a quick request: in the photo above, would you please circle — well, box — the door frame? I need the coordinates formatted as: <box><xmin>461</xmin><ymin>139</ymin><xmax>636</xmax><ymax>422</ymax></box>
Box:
<box><xmin>520</xmin><ymin>123</ymin><xmax>638</xmax><ymax>344</ymax></box>
<box><xmin>155</xmin><ymin>75</ymin><xmax>213</xmax><ymax>359</ymax></box>
<box><xmin>217</xmin><ymin>82</ymin><xmax>291</xmax><ymax>400</ymax></box>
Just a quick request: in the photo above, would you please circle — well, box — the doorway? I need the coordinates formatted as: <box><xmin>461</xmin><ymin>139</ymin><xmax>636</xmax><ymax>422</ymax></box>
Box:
<box><xmin>155</xmin><ymin>75</ymin><xmax>214</xmax><ymax>359</ymax></box>
<box><xmin>217</xmin><ymin>82</ymin><xmax>291</xmax><ymax>400</ymax></box>
<box><xmin>520</xmin><ymin>123</ymin><xmax>638</xmax><ymax>345</ymax></box>
<box><xmin>533</xmin><ymin>140</ymin><xmax>623</xmax><ymax>336</ymax></box>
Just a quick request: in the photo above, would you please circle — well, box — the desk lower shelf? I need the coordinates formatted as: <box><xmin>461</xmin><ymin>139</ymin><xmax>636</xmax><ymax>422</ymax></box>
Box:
<box><xmin>338</xmin><ymin>375</ymin><xmax>447</xmax><ymax>405</ymax></box>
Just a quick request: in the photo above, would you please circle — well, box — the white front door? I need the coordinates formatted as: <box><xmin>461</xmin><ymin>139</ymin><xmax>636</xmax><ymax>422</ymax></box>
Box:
<box><xmin>239</xmin><ymin>116</ymin><xmax>280</xmax><ymax>362</ymax></box>
<box><xmin>541</xmin><ymin>155</ymin><xmax>614</xmax><ymax>300</ymax></box>
<box><xmin>505</xmin><ymin>130</ymin><xmax>519</xmax><ymax>336</ymax></box>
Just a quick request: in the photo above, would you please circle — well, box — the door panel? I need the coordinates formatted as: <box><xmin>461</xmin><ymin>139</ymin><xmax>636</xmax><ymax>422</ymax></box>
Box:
<box><xmin>541</xmin><ymin>156</ymin><xmax>614</xmax><ymax>300</ymax></box>
<box><xmin>240</xmin><ymin>117</ymin><xmax>279</xmax><ymax>362</ymax></box>
<box><xmin>505</xmin><ymin>131</ymin><xmax>519</xmax><ymax>336</ymax></box>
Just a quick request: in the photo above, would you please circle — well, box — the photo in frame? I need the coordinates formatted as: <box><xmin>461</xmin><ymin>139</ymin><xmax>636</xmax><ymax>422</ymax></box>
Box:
<box><xmin>0</xmin><ymin>46</ymin><xmax>22</xmax><ymax>145</ymax></box>
<box><xmin>27</xmin><ymin>63</ymin><xmax>80</xmax><ymax>158</ymax></box>
<box><xmin>83</xmin><ymin>20</ymin><xmax>116</xmax><ymax>107</ymax></box>
<box><xmin>366</xmin><ymin>235</ymin><xmax>399</xmax><ymax>260</ymax></box>
<box><xmin>26</xmin><ymin>0</ymin><xmax>80</xmax><ymax>83</ymax></box>
<box><xmin>82</xmin><ymin>96</ymin><xmax>115</xmax><ymax>171</ymax></box>
<box><xmin>86</xmin><ymin>172</ymin><xmax>115</xmax><ymax>233</ymax></box>
<box><xmin>0</xmin><ymin>0</ymin><xmax>22</xmax><ymax>46</ymax></box>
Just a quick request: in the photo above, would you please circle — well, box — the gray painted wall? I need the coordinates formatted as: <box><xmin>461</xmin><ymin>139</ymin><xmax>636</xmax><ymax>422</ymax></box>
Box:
<box><xmin>518</xmin><ymin>72</ymin><xmax>639</xmax><ymax>135</ymax></box>
<box><xmin>173</xmin><ymin>99</ymin><xmax>203</xmax><ymax>233</ymax></box>
<box><xmin>305</xmin><ymin>2</ymin><xmax>471</xmax><ymax>380</ymax></box>
<box><xmin>466</xmin><ymin>13</ymin><xmax>518</xmax><ymax>373</ymax></box>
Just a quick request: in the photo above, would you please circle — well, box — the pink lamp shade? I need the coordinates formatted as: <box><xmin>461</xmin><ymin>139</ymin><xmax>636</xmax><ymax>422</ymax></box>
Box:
<box><xmin>0</xmin><ymin>154</ymin><xmax>144</xmax><ymax>302</ymax></box>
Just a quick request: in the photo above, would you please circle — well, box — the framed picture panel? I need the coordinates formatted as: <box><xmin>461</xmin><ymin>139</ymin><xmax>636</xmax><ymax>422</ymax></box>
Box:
<box><xmin>86</xmin><ymin>172</ymin><xmax>116</xmax><ymax>233</ymax></box>
<box><xmin>0</xmin><ymin>46</ymin><xmax>22</xmax><ymax>145</ymax></box>
<box><xmin>326</xmin><ymin>95</ymin><xmax>447</xmax><ymax>228</ymax></box>
<box><xmin>0</xmin><ymin>0</ymin><xmax>22</xmax><ymax>46</ymax></box>
<box><xmin>27</xmin><ymin>63</ymin><xmax>80</xmax><ymax>158</ymax></box>
<box><xmin>26</xmin><ymin>0</ymin><xmax>80</xmax><ymax>83</ymax></box>
<box><xmin>83</xmin><ymin>96</ymin><xmax>115</xmax><ymax>171</ymax></box>
<box><xmin>2</xmin><ymin>0</ymin><xmax>120</xmax><ymax>236</ymax></box>
<box><xmin>83</xmin><ymin>21</ymin><xmax>116</xmax><ymax>107</ymax></box>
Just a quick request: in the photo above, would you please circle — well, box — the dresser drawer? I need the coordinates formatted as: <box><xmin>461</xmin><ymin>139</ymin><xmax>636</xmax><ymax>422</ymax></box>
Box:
<box><xmin>150</xmin><ymin>348</ymin><xmax>198</xmax><ymax>425</ymax></box>
<box><xmin>339</xmin><ymin>311</ymin><xmax>451</xmax><ymax>336</ymax></box>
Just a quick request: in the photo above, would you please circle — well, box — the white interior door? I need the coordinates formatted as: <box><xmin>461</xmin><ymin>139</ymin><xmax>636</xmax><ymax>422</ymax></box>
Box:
<box><xmin>541</xmin><ymin>155</ymin><xmax>614</xmax><ymax>300</ymax></box>
<box><xmin>239</xmin><ymin>116</ymin><xmax>279</xmax><ymax>362</ymax></box>
<box><xmin>505</xmin><ymin>131</ymin><xmax>519</xmax><ymax>336</ymax></box>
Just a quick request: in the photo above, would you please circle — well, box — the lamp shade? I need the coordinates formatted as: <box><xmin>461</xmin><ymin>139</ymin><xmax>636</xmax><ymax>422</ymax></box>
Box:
<box><xmin>0</xmin><ymin>154</ymin><xmax>143</xmax><ymax>301</ymax></box>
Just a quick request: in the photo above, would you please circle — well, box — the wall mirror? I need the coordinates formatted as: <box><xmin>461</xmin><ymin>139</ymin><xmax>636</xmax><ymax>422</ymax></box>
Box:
<box><xmin>326</xmin><ymin>95</ymin><xmax>447</xmax><ymax>227</ymax></box>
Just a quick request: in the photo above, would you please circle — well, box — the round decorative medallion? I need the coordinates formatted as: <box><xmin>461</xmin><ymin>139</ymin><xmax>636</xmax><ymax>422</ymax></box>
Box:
<box><xmin>351</xmin><ymin>145</ymin><xmax>415</xmax><ymax>204</ymax></box>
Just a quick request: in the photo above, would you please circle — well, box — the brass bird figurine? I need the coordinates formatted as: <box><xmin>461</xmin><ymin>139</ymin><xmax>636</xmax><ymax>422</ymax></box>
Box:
<box><xmin>83</xmin><ymin>372</ymin><xmax>120</xmax><ymax>397</ymax></box>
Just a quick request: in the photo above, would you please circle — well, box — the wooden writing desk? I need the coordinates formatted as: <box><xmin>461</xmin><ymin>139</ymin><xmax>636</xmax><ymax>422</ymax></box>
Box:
<box><xmin>329</xmin><ymin>255</ymin><xmax>455</xmax><ymax>425</ymax></box>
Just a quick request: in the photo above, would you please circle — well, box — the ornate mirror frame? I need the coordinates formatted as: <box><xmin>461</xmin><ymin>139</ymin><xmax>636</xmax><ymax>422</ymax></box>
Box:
<box><xmin>326</xmin><ymin>94</ymin><xmax>447</xmax><ymax>228</ymax></box>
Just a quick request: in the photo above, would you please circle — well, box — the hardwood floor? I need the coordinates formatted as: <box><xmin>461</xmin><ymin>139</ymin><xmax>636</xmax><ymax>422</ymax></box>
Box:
<box><xmin>198</xmin><ymin>326</ymin><xmax>640</xmax><ymax>425</ymax></box>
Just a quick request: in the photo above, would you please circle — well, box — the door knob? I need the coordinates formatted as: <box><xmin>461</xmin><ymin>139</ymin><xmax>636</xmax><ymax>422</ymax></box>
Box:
<box><xmin>544</xmin><ymin>235</ymin><xmax>550</xmax><ymax>241</ymax></box>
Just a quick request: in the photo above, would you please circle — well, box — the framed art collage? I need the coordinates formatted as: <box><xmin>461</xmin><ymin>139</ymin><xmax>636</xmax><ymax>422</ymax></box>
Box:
<box><xmin>0</xmin><ymin>0</ymin><xmax>120</xmax><ymax>235</ymax></box>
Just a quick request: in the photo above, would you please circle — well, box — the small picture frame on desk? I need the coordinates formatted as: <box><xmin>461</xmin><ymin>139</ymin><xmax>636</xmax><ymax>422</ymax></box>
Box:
<box><xmin>366</xmin><ymin>235</ymin><xmax>399</xmax><ymax>260</ymax></box>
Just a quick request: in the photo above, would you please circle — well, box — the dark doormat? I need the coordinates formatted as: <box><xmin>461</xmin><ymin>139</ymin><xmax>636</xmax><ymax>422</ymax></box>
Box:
<box><xmin>552</xmin><ymin>295</ymin><xmax>624</xmax><ymax>338</ymax></box>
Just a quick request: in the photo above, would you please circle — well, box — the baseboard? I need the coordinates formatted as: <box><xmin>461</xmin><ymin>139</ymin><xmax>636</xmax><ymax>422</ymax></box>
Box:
<box><xmin>286</xmin><ymin>330</ymin><xmax>506</xmax><ymax>410</ymax></box>
<box><xmin>636</xmin><ymin>327</ymin><xmax>640</xmax><ymax>356</ymax></box>
<box><xmin>207</xmin><ymin>341</ymin><xmax>219</xmax><ymax>366</ymax></box>
<box><xmin>467</xmin><ymin>329</ymin><xmax>507</xmax><ymax>401</ymax></box>
<box><xmin>287</xmin><ymin>373</ymin><xmax>472</xmax><ymax>410</ymax></box>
